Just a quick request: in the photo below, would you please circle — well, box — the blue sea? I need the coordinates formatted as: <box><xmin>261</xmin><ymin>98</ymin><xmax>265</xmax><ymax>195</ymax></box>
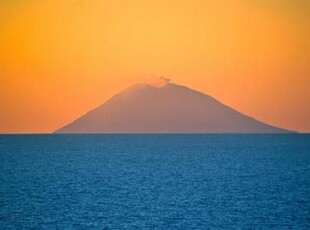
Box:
<box><xmin>0</xmin><ymin>134</ymin><xmax>309</xmax><ymax>229</ymax></box>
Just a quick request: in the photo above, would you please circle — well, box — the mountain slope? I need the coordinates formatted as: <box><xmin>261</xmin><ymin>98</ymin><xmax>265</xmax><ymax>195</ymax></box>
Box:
<box><xmin>55</xmin><ymin>83</ymin><xmax>293</xmax><ymax>133</ymax></box>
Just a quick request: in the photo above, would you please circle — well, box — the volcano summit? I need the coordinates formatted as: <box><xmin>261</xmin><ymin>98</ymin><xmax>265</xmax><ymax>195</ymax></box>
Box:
<box><xmin>56</xmin><ymin>82</ymin><xmax>292</xmax><ymax>133</ymax></box>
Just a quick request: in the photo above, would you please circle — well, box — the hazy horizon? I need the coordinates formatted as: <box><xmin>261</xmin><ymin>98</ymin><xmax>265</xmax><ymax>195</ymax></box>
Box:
<box><xmin>1</xmin><ymin>0</ymin><xmax>309</xmax><ymax>133</ymax></box>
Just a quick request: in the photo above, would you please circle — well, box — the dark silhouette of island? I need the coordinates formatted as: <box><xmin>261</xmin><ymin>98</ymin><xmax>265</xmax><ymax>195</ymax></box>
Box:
<box><xmin>55</xmin><ymin>82</ymin><xmax>293</xmax><ymax>133</ymax></box>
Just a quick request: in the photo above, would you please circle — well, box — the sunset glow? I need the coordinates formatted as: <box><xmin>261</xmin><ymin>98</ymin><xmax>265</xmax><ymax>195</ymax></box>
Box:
<box><xmin>1</xmin><ymin>0</ymin><xmax>309</xmax><ymax>133</ymax></box>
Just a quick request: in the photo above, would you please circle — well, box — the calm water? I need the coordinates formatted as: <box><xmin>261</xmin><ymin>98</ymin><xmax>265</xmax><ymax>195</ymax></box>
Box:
<box><xmin>0</xmin><ymin>134</ymin><xmax>309</xmax><ymax>229</ymax></box>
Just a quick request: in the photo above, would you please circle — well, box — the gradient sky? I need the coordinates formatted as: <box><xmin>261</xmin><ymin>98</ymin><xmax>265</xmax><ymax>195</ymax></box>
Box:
<box><xmin>0</xmin><ymin>0</ymin><xmax>309</xmax><ymax>133</ymax></box>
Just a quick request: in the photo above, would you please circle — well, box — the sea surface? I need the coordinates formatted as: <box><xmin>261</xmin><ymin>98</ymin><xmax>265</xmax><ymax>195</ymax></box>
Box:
<box><xmin>0</xmin><ymin>134</ymin><xmax>309</xmax><ymax>229</ymax></box>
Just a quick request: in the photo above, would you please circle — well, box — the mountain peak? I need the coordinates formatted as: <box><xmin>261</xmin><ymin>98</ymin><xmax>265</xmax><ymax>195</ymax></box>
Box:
<box><xmin>56</xmin><ymin>82</ymin><xmax>293</xmax><ymax>133</ymax></box>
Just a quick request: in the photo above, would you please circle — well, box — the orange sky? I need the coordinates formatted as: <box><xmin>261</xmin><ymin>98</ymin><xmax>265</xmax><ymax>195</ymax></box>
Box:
<box><xmin>0</xmin><ymin>0</ymin><xmax>309</xmax><ymax>133</ymax></box>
